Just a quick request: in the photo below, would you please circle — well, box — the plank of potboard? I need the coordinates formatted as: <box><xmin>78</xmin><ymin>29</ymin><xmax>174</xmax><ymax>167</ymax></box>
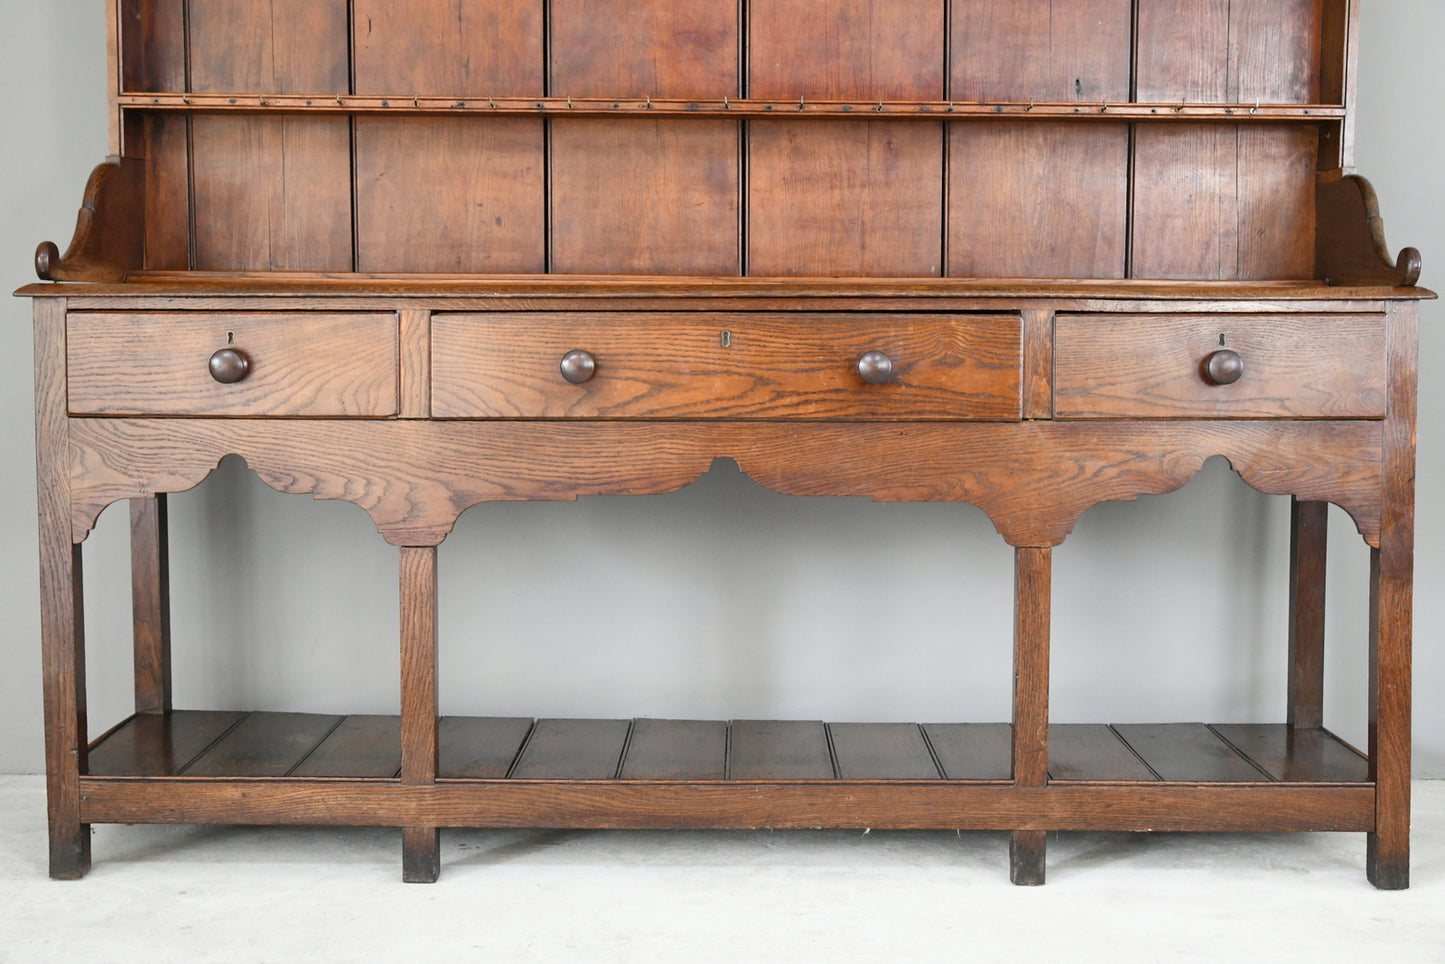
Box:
<box><xmin>88</xmin><ymin>710</ymin><xmax>245</xmax><ymax>777</ymax></box>
<box><xmin>922</xmin><ymin>723</ymin><xmax>1012</xmax><ymax>781</ymax></box>
<box><xmin>290</xmin><ymin>715</ymin><xmax>401</xmax><ymax>778</ymax></box>
<box><xmin>1211</xmin><ymin>725</ymin><xmax>1369</xmax><ymax>784</ymax></box>
<box><xmin>1047</xmin><ymin>724</ymin><xmax>1159</xmax><ymax>782</ymax></box>
<box><xmin>830</xmin><ymin>723</ymin><xmax>942</xmax><ymax>780</ymax></box>
<box><xmin>617</xmin><ymin>720</ymin><xmax>728</xmax><ymax>780</ymax></box>
<box><xmin>509</xmin><ymin>719</ymin><xmax>631</xmax><ymax>780</ymax></box>
<box><xmin>182</xmin><ymin>712</ymin><xmax>343</xmax><ymax>778</ymax></box>
<box><xmin>1112</xmin><ymin>724</ymin><xmax>1266</xmax><ymax>783</ymax></box>
<box><xmin>728</xmin><ymin>721</ymin><xmax>834</xmax><ymax>780</ymax></box>
<box><xmin>438</xmin><ymin>717</ymin><xmax>535</xmax><ymax>780</ymax></box>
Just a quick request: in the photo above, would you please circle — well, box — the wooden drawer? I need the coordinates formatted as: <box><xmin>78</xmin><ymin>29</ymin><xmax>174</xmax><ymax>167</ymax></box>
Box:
<box><xmin>67</xmin><ymin>312</ymin><xmax>399</xmax><ymax>417</ymax></box>
<box><xmin>1054</xmin><ymin>314</ymin><xmax>1387</xmax><ymax>419</ymax></box>
<box><xmin>430</xmin><ymin>313</ymin><xmax>1022</xmax><ymax>419</ymax></box>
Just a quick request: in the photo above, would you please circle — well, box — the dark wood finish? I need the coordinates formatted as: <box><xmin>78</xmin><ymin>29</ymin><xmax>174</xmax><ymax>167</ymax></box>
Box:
<box><xmin>830</xmin><ymin>724</ymin><xmax>941</xmax><ymax>780</ymax></box>
<box><xmin>67</xmin><ymin>312</ymin><xmax>398</xmax><ymax>417</ymax></box>
<box><xmin>25</xmin><ymin>0</ymin><xmax>1426</xmax><ymax>889</ymax></box>
<box><xmin>510</xmin><ymin>719</ymin><xmax>632</xmax><ymax>780</ymax></box>
<box><xmin>1054</xmin><ymin>313</ymin><xmax>1386</xmax><ymax>419</ymax></box>
<box><xmin>619</xmin><ymin>719</ymin><xmax>728</xmax><ymax>780</ymax></box>
<box><xmin>550</xmin><ymin>0</ymin><xmax>738</xmax><ymax>98</ymax></box>
<box><xmin>76</xmin><ymin>778</ymin><xmax>1378</xmax><ymax>833</ymax></box>
<box><xmin>129</xmin><ymin>496</ymin><xmax>171</xmax><ymax>714</ymax></box>
<box><xmin>431</xmin><ymin>312</ymin><xmax>1021</xmax><ymax>420</ymax></box>
<box><xmin>353</xmin><ymin>0</ymin><xmax>544</xmax><ymax>97</ymax></box>
<box><xmin>355</xmin><ymin>117</ymin><xmax>545</xmax><ymax>274</ymax></box>
<box><xmin>748</xmin><ymin>121</ymin><xmax>943</xmax><ymax>277</ymax></box>
<box><xmin>950</xmin><ymin>0</ymin><xmax>1132</xmax><ymax>102</ymax></box>
<box><xmin>438</xmin><ymin>717</ymin><xmax>535</xmax><ymax>780</ymax></box>
<box><xmin>1212</xmin><ymin>725</ymin><xmax>1368</xmax><ymax>784</ymax></box>
<box><xmin>922</xmin><ymin>723</ymin><xmax>1012</xmax><ymax>781</ymax></box>
<box><xmin>182</xmin><ymin>712</ymin><xmax>342</xmax><ymax>777</ymax></box>
<box><xmin>87</xmin><ymin>710</ymin><xmax>244</xmax><ymax>777</ymax></box>
<box><xmin>290</xmin><ymin>715</ymin><xmax>401</xmax><ymax>779</ymax></box>
<box><xmin>1289</xmin><ymin>500</ymin><xmax>1329</xmax><ymax>730</ymax></box>
<box><xmin>949</xmin><ymin>122</ymin><xmax>1129</xmax><ymax>279</ymax></box>
<box><xmin>1047</xmin><ymin>725</ymin><xmax>1159</xmax><ymax>782</ymax></box>
<box><xmin>728</xmin><ymin>720</ymin><xmax>834</xmax><ymax>779</ymax></box>
<box><xmin>1111</xmin><ymin>724</ymin><xmax>1266</xmax><ymax>783</ymax></box>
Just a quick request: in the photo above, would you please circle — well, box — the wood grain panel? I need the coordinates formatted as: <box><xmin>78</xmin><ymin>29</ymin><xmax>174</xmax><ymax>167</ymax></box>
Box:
<box><xmin>356</xmin><ymin>117</ymin><xmax>544</xmax><ymax>273</ymax></box>
<box><xmin>509</xmin><ymin>719</ymin><xmax>630</xmax><ymax>779</ymax></box>
<box><xmin>922</xmin><ymin>723</ymin><xmax>1012</xmax><ymax>780</ymax></box>
<box><xmin>1054</xmin><ymin>313</ymin><xmax>1385</xmax><ymax>419</ymax></box>
<box><xmin>1112</xmin><ymin>724</ymin><xmax>1266</xmax><ymax>783</ymax></box>
<box><xmin>87</xmin><ymin>710</ymin><xmax>244</xmax><ymax>777</ymax></box>
<box><xmin>182</xmin><ymin>712</ymin><xmax>342</xmax><ymax>777</ymax></box>
<box><xmin>439</xmin><ymin>718</ymin><xmax>535</xmax><ymax>779</ymax></box>
<box><xmin>120</xmin><ymin>0</ymin><xmax>186</xmax><ymax>92</ymax></box>
<box><xmin>1137</xmin><ymin>0</ymin><xmax>1323</xmax><ymax>103</ymax></box>
<box><xmin>550</xmin><ymin>0</ymin><xmax>738</xmax><ymax>98</ymax></box>
<box><xmin>748</xmin><ymin>121</ymin><xmax>943</xmax><ymax>277</ymax></box>
<box><xmin>1235</xmin><ymin>126</ymin><xmax>1318</xmax><ymax>280</ymax></box>
<box><xmin>188</xmin><ymin>0</ymin><xmax>349</xmax><ymax>94</ymax></box>
<box><xmin>291</xmin><ymin>715</ymin><xmax>401</xmax><ymax>778</ymax></box>
<box><xmin>949</xmin><ymin>122</ymin><xmax>1127</xmax><ymax>279</ymax></box>
<box><xmin>749</xmin><ymin>0</ymin><xmax>944</xmax><ymax>99</ymax></box>
<box><xmin>191</xmin><ymin>115</ymin><xmax>352</xmax><ymax>272</ymax></box>
<box><xmin>728</xmin><ymin>721</ymin><xmax>834</xmax><ymax>779</ymax></box>
<box><xmin>353</xmin><ymin>0</ymin><xmax>543</xmax><ymax>96</ymax></box>
<box><xmin>431</xmin><ymin>312</ymin><xmax>1020</xmax><ymax>419</ymax></box>
<box><xmin>619</xmin><ymin>720</ymin><xmax>728</xmax><ymax>780</ymax></box>
<box><xmin>950</xmin><ymin>0</ymin><xmax>1131</xmax><ymax>102</ymax></box>
<box><xmin>141</xmin><ymin>112</ymin><xmax>190</xmax><ymax>270</ymax></box>
<box><xmin>830</xmin><ymin>723</ymin><xmax>941</xmax><ymax>779</ymax></box>
<box><xmin>1212</xmin><ymin>725</ymin><xmax>1368</xmax><ymax>784</ymax></box>
<box><xmin>1047</xmin><ymin>724</ymin><xmax>1158</xmax><ymax>782</ymax></box>
<box><xmin>68</xmin><ymin>312</ymin><xmax>398</xmax><ymax>417</ymax></box>
<box><xmin>549</xmin><ymin>120</ymin><xmax>739</xmax><ymax>275</ymax></box>
<box><xmin>1131</xmin><ymin>124</ymin><xmax>1238</xmax><ymax>280</ymax></box>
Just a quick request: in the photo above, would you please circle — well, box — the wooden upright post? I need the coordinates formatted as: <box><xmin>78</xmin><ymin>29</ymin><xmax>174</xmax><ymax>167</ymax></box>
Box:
<box><xmin>131</xmin><ymin>495</ymin><xmax>172</xmax><ymax>715</ymax></box>
<box><xmin>1011</xmin><ymin>546</ymin><xmax>1051</xmax><ymax>885</ymax></box>
<box><xmin>1287</xmin><ymin>498</ymin><xmax>1328</xmax><ymax>730</ymax></box>
<box><xmin>400</xmin><ymin>546</ymin><xmax>441</xmax><ymax>882</ymax></box>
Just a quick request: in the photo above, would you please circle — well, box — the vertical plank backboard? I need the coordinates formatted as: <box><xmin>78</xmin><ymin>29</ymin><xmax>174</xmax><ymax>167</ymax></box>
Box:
<box><xmin>1135</xmin><ymin>0</ymin><xmax>1231</xmax><ymax>102</ymax></box>
<box><xmin>141</xmin><ymin>112</ymin><xmax>190</xmax><ymax>269</ymax></box>
<box><xmin>1131</xmin><ymin>124</ymin><xmax>1238</xmax><ymax>280</ymax></box>
<box><xmin>950</xmin><ymin>0</ymin><xmax>1132</xmax><ymax>102</ymax></box>
<box><xmin>749</xmin><ymin>0</ymin><xmax>944</xmax><ymax>100</ymax></box>
<box><xmin>355</xmin><ymin>117</ymin><xmax>544</xmax><ymax>273</ymax></box>
<box><xmin>353</xmin><ymin>0</ymin><xmax>544</xmax><ymax>96</ymax></box>
<box><xmin>120</xmin><ymin>0</ymin><xmax>186</xmax><ymax>92</ymax></box>
<box><xmin>550</xmin><ymin>120</ymin><xmax>739</xmax><ymax>275</ymax></box>
<box><xmin>551</xmin><ymin>0</ymin><xmax>738</xmax><ymax>98</ymax></box>
<box><xmin>192</xmin><ymin>115</ymin><xmax>352</xmax><ymax>271</ymax></box>
<box><xmin>749</xmin><ymin>120</ymin><xmax>942</xmax><ymax>277</ymax></box>
<box><xmin>949</xmin><ymin>122</ymin><xmax>1128</xmax><ymax>279</ymax></box>
<box><xmin>1229</xmin><ymin>0</ymin><xmax>1323</xmax><ymax>103</ymax></box>
<box><xmin>1236</xmin><ymin>126</ymin><xmax>1318</xmax><ymax>279</ymax></box>
<box><xmin>188</xmin><ymin>0</ymin><xmax>349</xmax><ymax>94</ymax></box>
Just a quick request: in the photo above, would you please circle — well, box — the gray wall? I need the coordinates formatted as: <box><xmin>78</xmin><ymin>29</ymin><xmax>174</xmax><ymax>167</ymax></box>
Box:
<box><xmin>3</xmin><ymin>2</ymin><xmax>1442</xmax><ymax>776</ymax></box>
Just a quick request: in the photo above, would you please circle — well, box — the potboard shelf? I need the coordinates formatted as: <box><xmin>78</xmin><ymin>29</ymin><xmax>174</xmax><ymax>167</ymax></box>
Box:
<box><xmin>85</xmin><ymin>711</ymin><xmax>1370</xmax><ymax>787</ymax></box>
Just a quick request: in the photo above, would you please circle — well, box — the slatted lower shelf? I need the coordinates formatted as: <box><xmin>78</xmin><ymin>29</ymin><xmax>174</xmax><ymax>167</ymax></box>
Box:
<box><xmin>86</xmin><ymin>711</ymin><xmax>1369</xmax><ymax>785</ymax></box>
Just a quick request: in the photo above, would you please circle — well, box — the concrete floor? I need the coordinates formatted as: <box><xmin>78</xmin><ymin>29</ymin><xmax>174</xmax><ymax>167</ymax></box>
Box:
<box><xmin>2</xmin><ymin>776</ymin><xmax>1443</xmax><ymax>962</ymax></box>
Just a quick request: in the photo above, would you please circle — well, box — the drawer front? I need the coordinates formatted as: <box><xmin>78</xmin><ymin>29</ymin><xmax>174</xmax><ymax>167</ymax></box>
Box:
<box><xmin>67</xmin><ymin>313</ymin><xmax>399</xmax><ymax>417</ymax></box>
<box><xmin>431</xmin><ymin>313</ymin><xmax>1021</xmax><ymax>419</ymax></box>
<box><xmin>1054</xmin><ymin>314</ymin><xmax>1387</xmax><ymax>419</ymax></box>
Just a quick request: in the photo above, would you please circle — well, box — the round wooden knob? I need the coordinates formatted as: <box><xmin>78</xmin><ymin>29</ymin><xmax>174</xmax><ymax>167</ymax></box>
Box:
<box><xmin>1204</xmin><ymin>349</ymin><xmax>1244</xmax><ymax>386</ymax></box>
<box><xmin>856</xmin><ymin>350</ymin><xmax>894</xmax><ymax>385</ymax></box>
<box><xmin>559</xmin><ymin>349</ymin><xmax>597</xmax><ymax>384</ymax></box>
<box><xmin>208</xmin><ymin>347</ymin><xmax>250</xmax><ymax>384</ymax></box>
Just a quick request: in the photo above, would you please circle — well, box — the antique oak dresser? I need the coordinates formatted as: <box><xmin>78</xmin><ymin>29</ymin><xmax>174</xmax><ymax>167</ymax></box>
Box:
<box><xmin>22</xmin><ymin>0</ymin><xmax>1428</xmax><ymax>885</ymax></box>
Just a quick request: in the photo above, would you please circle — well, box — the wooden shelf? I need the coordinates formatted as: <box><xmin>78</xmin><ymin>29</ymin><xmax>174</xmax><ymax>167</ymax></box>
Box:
<box><xmin>118</xmin><ymin>92</ymin><xmax>1346</xmax><ymax>122</ymax></box>
<box><xmin>85</xmin><ymin>711</ymin><xmax>1369</xmax><ymax>786</ymax></box>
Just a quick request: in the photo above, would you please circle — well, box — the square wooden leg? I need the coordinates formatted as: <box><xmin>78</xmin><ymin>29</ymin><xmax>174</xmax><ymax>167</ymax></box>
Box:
<box><xmin>402</xmin><ymin>827</ymin><xmax>441</xmax><ymax>883</ymax></box>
